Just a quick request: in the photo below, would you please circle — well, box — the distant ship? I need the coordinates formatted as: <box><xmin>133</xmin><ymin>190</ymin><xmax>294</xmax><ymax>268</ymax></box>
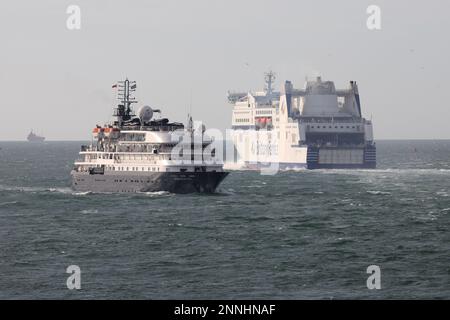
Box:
<box><xmin>27</xmin><ymin>130</ymin><xmax>45</xmax><ymax>142</ymax></box>
<box><xmin>225</xmin><ymin>72</ymin><xmax>376</xmax><ymax>169</ymax></box>
<box><xmin>71</xmin><ymin>79</ymin><xmax>228</xmax><ymax>193</ymax></box>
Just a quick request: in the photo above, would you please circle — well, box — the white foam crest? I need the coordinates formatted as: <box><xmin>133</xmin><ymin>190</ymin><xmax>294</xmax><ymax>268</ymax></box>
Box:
<box><xmin>72</xmin><ymin>191</ymin><xmax>92</xmax><ymax>196</ymax></box>
<box><xmin>0</xmin><ymin>184</ymin><xmax>75</xmax><ymax>194</ymax></box>
<box><xmin>141</xmin><ymin>191</ymin><xmax>172</xmax><ymax>197</ymax></box>
<box><xmin>366</xmin><ymin>190</ymin><xmax>392</xmax><ymax>195</ymax></box>
<box><xmin>0</xmin><ymin>201</ymin><xmax>19</xmax><ymax>207</ymax></box>
<box><xmin>80</xmin><ymin>209</ymin><xmax>98</xmax><ymax>214</ymax></box>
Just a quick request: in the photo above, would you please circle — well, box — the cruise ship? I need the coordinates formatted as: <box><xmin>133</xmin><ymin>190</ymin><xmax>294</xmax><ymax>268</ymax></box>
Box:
<box><xmin>71</xmin><ymin>79</ymin><xmax>228</xmax><ymax>193</ymax></box>
<box><xmin>226</xmin><ymin>72</ymin><xmax>376</xmax><ymax>170</ymax></box>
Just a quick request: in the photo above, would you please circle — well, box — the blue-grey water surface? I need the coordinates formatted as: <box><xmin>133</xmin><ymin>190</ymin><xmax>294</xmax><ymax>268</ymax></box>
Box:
<box><xmin>0</xmin><ymin>140</ymin><xmax>449</xmax><ymax>299</ymax></box>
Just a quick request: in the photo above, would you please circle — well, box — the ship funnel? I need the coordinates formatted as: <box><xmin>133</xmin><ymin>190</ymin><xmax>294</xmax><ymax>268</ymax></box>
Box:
<box><xmin>283</xmin><ymin>81</ymin><xmax>293</xmax><ymax>116</ymax></box>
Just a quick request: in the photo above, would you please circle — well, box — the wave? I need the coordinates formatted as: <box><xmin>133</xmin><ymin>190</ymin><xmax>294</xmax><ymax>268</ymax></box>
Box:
<box><xmin>0</xmin><ymin>185</ymin><xmax>50</xmax><ymax>193</ymax></box>
<box><xmin>366</xmin><ymin>190</ymin><xmax>392</xmax><ymax>195</ymax></box>
<box><xmin>216</xmin><ymin>188</ymin><xmax>236</xmax><ymax>196</ymax></box>
<box><xmin>72</xmin><ymin>191</ymin><xmax>92</xmax><ymax>196</ymax></box>
<box><xmin>80</xmin><ymin>209</ymin><xmax>98</xmax><ymax>214</ymax></box>
<box><xmin>139</xmin><ymin>191</ymin><xmax>172</xmax><ymax>197</ymax></box>
<box><xmin>0</xmin><ymin>184</ymin><xmax>86</xmax><ymax>196</ymax></box>
<box><xmin>48</xmin><ymin>187</ymin><xmax>73</xmax><ymax>194</ymax></box>
<box><xmin>0</xmin><ymin>201</ymin><xmax>19</xmax><ymax>207</ymax></box>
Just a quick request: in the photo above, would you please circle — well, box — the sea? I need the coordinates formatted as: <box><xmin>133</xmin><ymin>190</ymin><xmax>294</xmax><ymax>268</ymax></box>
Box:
<box><xmin>0</xmin><ymin>140</ymin><xmax>449</xmax><ymax>299</ymax></box>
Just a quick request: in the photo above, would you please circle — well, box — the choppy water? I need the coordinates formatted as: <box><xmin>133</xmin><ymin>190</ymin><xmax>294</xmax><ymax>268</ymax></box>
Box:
<box><xmin>0</xmin><ymin>140</ymin><xmax>449</xmax><ymax>299</ymax></box>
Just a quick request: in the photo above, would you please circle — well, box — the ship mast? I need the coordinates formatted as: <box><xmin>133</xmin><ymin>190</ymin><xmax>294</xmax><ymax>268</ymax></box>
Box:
<box><xmin>264</xmin><ymin>70</ymin><xmax>276</xmax><ymax>95</ymax></box>
<box><xmin>114</xmin><ymin>79</ymin><xmax>138</xmax><ymax>127</ymax></box>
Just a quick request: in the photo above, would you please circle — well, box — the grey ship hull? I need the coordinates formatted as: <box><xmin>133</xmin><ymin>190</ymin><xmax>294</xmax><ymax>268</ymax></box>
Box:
<box><xmin>71</xmin><ymin>171</ymin><xmax>229</xmax><ymax>194</ymax></box>
<box><xmin>27</xmin><ymin>136</ymin><xmax>45</xmax><ymax>142</ymax></box>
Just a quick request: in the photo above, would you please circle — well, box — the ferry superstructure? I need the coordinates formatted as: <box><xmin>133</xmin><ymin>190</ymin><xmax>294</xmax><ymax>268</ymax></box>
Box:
<box><xmin>71</xmin><ymin>79</ymin><xmax>228</xmax><ymax>193</ymax></box>
<box><xmin>226</xmin><ymin>72</ymin><xmax>376</xmax><ymax>170</ymax></box>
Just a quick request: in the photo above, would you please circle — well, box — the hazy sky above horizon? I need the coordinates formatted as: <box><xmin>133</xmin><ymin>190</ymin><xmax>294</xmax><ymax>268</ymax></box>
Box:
<box><xmin>1</xmin><ymin>0</ymin><xmax>449</xmax><ymax>140</ymax></box>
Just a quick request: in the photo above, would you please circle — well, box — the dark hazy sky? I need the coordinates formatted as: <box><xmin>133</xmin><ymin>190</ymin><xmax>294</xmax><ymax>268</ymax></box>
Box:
<box><xmin>1</xmin><ymin>0</ymin><xmax>449</xmax><ymax>140</ymax></box>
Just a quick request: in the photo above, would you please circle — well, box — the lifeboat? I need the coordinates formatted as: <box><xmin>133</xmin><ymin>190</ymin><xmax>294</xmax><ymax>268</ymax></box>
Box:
<box><xmin>102</xmin><ymin>127</ymin><xmax>120</xmax><ymax>139</ymax></box>
<box><xmin>110</xmin><ymin>128</ymin><xmax>120</xmax><ymax>139</ymax></box>
<box><xmin>104</xmin><ymin>127</ymin><xmax>112</xmax><ymax>138</ymax></box>
<box><xmin>92</xmin><ymin>127</ymin><xmax>101</xmax><ymax>139</ymax></box>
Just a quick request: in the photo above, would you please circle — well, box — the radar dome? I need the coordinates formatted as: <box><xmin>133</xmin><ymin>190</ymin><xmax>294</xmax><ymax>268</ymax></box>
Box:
<box><xmin>138</xmin><ymin>106</ymin><xmax>153</xmax><ymax>123</ymax></box>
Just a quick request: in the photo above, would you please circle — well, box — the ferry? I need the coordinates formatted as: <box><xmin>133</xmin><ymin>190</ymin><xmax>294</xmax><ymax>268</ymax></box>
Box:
<box><xmin>226</xmin><ymin>72</ymin><xmax>376</xmax><ymax>170</ymax></box>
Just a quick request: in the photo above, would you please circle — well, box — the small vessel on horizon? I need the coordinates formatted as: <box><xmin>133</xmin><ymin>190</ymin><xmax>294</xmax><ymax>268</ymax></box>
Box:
<box><xmin>27</xmin><ymin>130</ymin><xmax>45</xmax><ymax>142</ymax></box>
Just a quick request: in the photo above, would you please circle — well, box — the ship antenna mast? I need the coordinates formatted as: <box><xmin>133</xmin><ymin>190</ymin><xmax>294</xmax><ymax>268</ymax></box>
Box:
<box><xmin>114</xmin><ymin>78</ymin><xmax>138</xmax><ymax>126</ymax></box>
<box><xmin>264</xmin><ymin>70</ymin><xmax>276</xmax><ymax>95</ymax></box>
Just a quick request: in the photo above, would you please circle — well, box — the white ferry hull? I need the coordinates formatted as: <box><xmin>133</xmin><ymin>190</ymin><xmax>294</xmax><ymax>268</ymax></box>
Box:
<box><xmin>306</xmin><ymin>145</ymin><xmax>376</xmax><ymax>169</ymax></box>
<box><xmin>225</xmin><ymin>142</ymin><xmax>376</xmax><ymax>170</ymax></box>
